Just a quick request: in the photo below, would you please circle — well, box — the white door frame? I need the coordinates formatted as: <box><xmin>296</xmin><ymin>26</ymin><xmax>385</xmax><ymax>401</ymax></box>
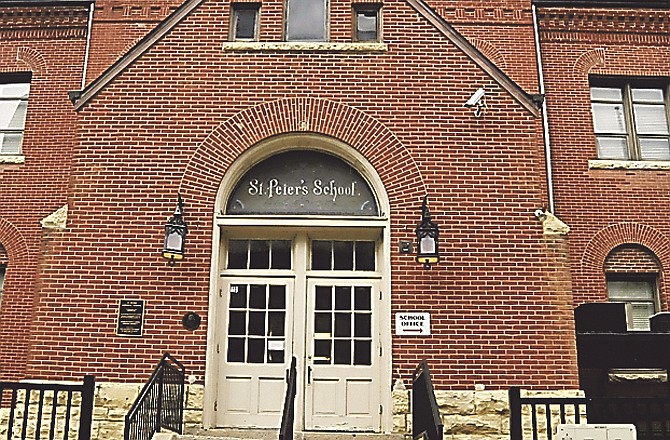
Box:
<box><xmin>204</xmin><ymin>135</ymin><xmax>392</xmax><ymax>432</ymax></box>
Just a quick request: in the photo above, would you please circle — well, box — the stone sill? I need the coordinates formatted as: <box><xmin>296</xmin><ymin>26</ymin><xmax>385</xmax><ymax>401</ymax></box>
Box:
<box><xmin>589</xmin><ymin>159</ymin><xmax>670</xmax><ymax>170</ymax></box>
<box><xmin>0</xmin><ymin>154</ymin><xmax>25</xmax><ymax>164</ymax></box>
<box><xmin>222</xmin><ymin>41</ymin><xmax>388</xmax><ymax>53</ymax></box>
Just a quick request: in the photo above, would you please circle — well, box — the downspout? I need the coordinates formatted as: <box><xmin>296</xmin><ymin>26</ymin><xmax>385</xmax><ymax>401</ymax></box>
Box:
<box><xmin>81</xmin><ymin>1</ymin><xmax>94</xmax><ymax>89</ymax></box>
<box><xmin>532</xmin><ymin>3</ymin><xmax>555</xmax><ymax>213</ymax></box>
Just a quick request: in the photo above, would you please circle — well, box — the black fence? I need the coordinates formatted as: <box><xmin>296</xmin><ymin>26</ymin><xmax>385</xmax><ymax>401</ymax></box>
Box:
<box><xmin>279</xmin><ymin>356</ymin><xmax>297</xmax><ymax>440</ymax></box>
<box><xmin>124</xmin><ymin>353</ymin><xmax>185</xmax><ymax>440</ymax></box>
<box><xmin>510</xmin><ymin>387</ymin><xmax>670</xmax><ymax>440</ymax></box>
<box><xmin>412</xmin><ymin>361</ymin><xmax>443</xmax><ymax>440</ymax></box>
<box><xmin>0</xmin><ymin>375</ymin><xmax>95</xmax><ymax>440</ymax></box>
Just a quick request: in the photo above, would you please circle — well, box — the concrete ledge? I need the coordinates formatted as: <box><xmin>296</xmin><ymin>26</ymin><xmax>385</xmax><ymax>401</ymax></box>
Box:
<box><xmin>589</xmin><ymin>159</ymin><xmax>670</xmax><ymax>170</ymax></box>
<box><xmin>0</xmin><ymin>154</ymin><xmax>25</xmax><ymax>164</ymax></box>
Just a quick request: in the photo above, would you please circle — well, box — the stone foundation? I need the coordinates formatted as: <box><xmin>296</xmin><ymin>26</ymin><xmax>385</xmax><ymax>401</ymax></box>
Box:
<box><xmin>0</xmin><ymin>382</ymin><xmax>582</xmax><ymax>439</ymax></box>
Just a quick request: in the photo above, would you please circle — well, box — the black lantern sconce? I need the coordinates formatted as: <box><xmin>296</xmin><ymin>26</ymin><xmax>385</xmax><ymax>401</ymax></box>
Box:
<box><xmin>415</xmin><ymin>196</ymin><xmax>440</xmax><ymax>269</ymax></box>
<box><xmin>162</xmin><ymin>194</ymin><xmax>187</xmax><ymax>265</ymax></box>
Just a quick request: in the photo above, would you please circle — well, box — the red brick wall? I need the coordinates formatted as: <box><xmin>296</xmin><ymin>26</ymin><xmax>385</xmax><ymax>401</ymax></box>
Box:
<box><xmin>0</xmin><ymin>5</ymin><xmax>89</xmax><ymax>380</ymax></box>
<box><xmin>538</xmin><ymin>8</ymin><xmax>670</xmax><ymax>308</ymax></box>
<box><xmin>18</xmin><ymin>0</ymin><xmax>579</xmax><ymax>389</ymax></box>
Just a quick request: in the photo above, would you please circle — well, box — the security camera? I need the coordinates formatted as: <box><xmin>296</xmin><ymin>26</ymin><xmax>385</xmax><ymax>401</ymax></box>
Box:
<box><xmin>534</xmin><ymin>208</ymin><xmax>547</xmax><ymax>220</ymax></box>
<box><xmin>465</xmin><ymin>88</ymin><xmax>486</xmax><ymax>108</ymax></box>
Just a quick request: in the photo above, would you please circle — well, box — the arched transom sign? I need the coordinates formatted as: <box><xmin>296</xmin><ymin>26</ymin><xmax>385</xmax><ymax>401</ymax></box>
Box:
<box><xmin>225</xmin><ymin>150</ymin><xmax>379</xmax><ymax>216</ymax></box>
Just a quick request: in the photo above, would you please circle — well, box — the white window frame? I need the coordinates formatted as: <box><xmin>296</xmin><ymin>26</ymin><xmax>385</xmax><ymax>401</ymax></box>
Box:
<box><xmin>230</xmin><ymin>2</ymin><xmax>260</xmax><ymax>41</ymax></box>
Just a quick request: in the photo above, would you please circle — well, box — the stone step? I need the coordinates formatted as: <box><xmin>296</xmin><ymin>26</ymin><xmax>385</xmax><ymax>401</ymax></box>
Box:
<box><xmin>157</xmin><ymin>428</ymin><xmax>405</xmax><ymax>440</ymax></box>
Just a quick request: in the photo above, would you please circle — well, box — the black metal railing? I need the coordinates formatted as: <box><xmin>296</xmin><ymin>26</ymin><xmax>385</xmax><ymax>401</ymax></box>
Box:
<box><xmin>279</xmin><ymin>356</ymin><xmax>297</xmax><ymax>440</ymax></box>
<box><xmin>412</xmin><ymin>361</ymin><xmax>443</xmax><ymax>440</ymax></box>
<box><xmin>510</xmin><ymin>387</ymin><xmax>670</xmax><ymax>440</ymax></box>
<box><xmin>0</xmin><ymin>375</ymin><xmax>95</xmax><ymax>440</ymax></box>
<box><xmin>124</xmin><ymin>353</ymin><xmax>185</xmax><ymax>440</ymax></box>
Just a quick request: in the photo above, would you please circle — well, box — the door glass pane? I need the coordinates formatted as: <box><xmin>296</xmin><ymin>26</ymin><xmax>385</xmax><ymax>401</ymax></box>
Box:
<box><xmin>315</xmin><ymin>312</ymin><xmax>331</xmax><ymax>334</ymax></box>
<box><xmin>596</xmin><ymin>137</ymin><xmax>629</xmax><ymax>160</ymax></box>
<box><xmin>227</xmin><ymin>283</ymin><xmax>286</xmax><ymax>364</ymax></box>
<box><xmin>335</xmin><ymin>286</ymin><xmax>351</xmax><ymax>310</ymax></box>
<box><xmin>354</xmin><ymin>314</ymin><xmax>371</xmax><ymax>337</ymax></box>
<box><xmin>354</xmin><ymin>286</ymin><xmax>371</xmax><ymax>310</ymax></box>
<box><xmin>334</xmin><ymin>340</ymin><xmax>351</xmax><ymax>364</ymax></box>
<box><xmin>640</xmin><ymin>138</ymin><xmax>670</xmax><ymax>160</ymax></box>
<box><xmin>334</xmin><ymin>313</ymin><xmax>351</xmax><ymax>337</ymax></box>
<box><xmin>592</xmin><ymin>103</ymin><xmax>627</xmax><ymax>134</ymax></box>
<box><xmin>314</xmin><ymin>339</ymin><xmax>331</xmax><ymax>363</ymax></box>
<box><xmin>354</xmin><ymin>340</ymin><xmax>371</xmax><ymax>365</ymax></box>
<box><xmin>249</xmin><ymin>284</ymin><xmax>266</xmax><ymax>308</ymax></box>
<box><xmin>315</xmin><ymin>286</ymin><xmax>332</xmax><ymax>310</ymax></box>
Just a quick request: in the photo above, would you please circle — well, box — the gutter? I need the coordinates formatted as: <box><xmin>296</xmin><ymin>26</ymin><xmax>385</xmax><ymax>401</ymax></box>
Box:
<box><xmin>532</xmin><ymin>3</ymin><xmax>555</xmax><ymax>213</ymax></box>
<box><xmin>81</xmin><ymin>1</ymin><xmax>94</xmax><ymax>89</ymax></box>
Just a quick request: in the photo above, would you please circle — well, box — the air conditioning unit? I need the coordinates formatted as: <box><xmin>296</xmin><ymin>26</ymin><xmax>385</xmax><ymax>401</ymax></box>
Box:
<box><xmin>556</xmin><ymin>424</ymin><xmax>636</xmax><ymax>440</ymax></box>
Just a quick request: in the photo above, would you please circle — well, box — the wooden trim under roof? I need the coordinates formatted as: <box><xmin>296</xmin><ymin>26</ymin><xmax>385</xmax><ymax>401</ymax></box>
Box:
<box><xmin>72</xmin><ymin>0</ymin><xmax>542</xmax><ymax>117</ymax></box>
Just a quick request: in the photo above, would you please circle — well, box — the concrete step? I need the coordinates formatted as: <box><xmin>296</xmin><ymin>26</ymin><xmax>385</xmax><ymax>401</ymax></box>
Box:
<box><xmin>159</xmin><ymin>428</ymin><xmax>405</xmax><ymax>440</ymax></box>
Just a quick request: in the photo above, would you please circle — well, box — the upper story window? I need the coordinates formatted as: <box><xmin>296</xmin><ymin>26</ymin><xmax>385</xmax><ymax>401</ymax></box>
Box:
<box><xmin>286</xmin><ymin>0</ymin><xmax>327</xmax><ymax>41</ymax></box>
<box><xmin>231</xmin><ymin>3</ymin><xmax>260</xmax><ymax>41</ymax></box>
<box><xmin>0</xmin><ymin>72</ymin><xmax>31</xmax><ymax>155</ymax></box>
<box><xmin>353</xmin><ymin>4</ymin><xmax>381</xmax><ymax>42</ymax></box>
<box><xmin>590</xmin><ymin>77</ymin><xmax>670</xmax><ymax>161</ymax></box>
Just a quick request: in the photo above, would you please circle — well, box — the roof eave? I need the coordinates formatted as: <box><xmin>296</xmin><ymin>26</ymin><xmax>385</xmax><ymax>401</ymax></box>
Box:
<box><xmin>72</xmin><ymin>0</ymin><xmax>205</xmax><ymax>111</ymax></box>
<box><xmin>405</xmin><ymin>0</ymin><xmax>542</xmax><ymax>118</ymax></box>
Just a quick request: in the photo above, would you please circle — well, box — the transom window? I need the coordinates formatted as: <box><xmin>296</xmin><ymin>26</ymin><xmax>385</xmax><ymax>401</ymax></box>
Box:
<box><xmin>0</xmin><ymin>72</ymin><xmax>31</xmax><ymax>155</ymax></box>
<box><xmin>311</xmin><ymin>240</ymin><xmax>375</xmax><ymax>271</ymax></box>
<box><xmin>590</xmin><ymin>77</ymin><xmax>670</xmax><ymax>161</ymax></box>
<box><xmin>227</xmin><ymin>239</ymin><xmax>292</xmax><ymax>269</ymax></box>
<box><xmin>285</xmin><ymin>0</ymin><xmax>327</xmax><ymax>41</ymax></box>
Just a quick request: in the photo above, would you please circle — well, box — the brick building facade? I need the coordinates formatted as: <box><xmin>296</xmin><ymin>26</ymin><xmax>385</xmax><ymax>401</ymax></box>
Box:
<box><xmin>0</xmin><ymin>0</ymin><xmax>668</xmax><ymax>437</ymax></box>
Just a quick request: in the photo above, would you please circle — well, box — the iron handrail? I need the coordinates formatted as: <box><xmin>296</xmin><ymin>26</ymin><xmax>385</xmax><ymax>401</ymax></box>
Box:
<box><xmin>124</xmin><ymin>353</ymin><xmax>185</xmax><ymax>440</ymax></box>
<box><xmin>412</xmin><ymin>360</ymin><xmax>443</xmax><ymax>440</ymax></box>
<box><xmin>0</xmin><ymin>375</ymin><xmax>95</xmax><ymax>440</ymax></box>
<box><xmin>279</xmin><ymin>356</ymin><xmax>297</xmax><ymax>440</ymax></box>
<box><xmin>510</xmin><ymin>386</ymin><xmax>670</xmax><ymax>440</ymax></box>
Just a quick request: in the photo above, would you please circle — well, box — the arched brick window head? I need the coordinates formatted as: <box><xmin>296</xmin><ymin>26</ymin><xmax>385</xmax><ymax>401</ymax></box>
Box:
<box><xmin>605</xmin><ymin>244</ymin><xmax>661</xmax><ymax>331</ymax></box>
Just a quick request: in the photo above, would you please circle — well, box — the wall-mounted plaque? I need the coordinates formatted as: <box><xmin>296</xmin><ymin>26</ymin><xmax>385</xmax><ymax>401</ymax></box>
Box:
<box><xmin>116</xmin><ymin>299</ymin><xmax>145</xmax><ymax>337</ymax></box>
<box><xmin>226</xmin><ymin>150</ymin><xmax>379</xmax><ymax>216</ymax></box>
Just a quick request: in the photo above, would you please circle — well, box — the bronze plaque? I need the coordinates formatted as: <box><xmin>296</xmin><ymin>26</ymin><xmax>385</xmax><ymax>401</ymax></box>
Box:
<box><xmin>116</xmin><ymin>299</ymin><xmax>145</xmax><ymax>337</ymax></box>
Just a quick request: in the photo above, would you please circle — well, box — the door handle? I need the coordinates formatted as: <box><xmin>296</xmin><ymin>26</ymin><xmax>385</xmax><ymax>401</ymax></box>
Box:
<box><xmin>307</xmin><ymin>365</ymin><xmax>312</xmax><ymax>385</ymax></box>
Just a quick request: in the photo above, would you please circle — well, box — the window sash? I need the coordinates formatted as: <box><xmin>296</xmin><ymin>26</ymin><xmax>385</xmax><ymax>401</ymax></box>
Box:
<box><xmin>286</xmin><ymin>0</ymin><xmax>327</xmax><ymax>41</ymax></box>
<box><xmin>590</xmin><ymin>81</ymin><xmax>670</xmax><ymax>161</ymax></box>
<box><xmin>231</xmin><ymin>3</ymin><xmax>260</xmax><ymax>41</ymax></box>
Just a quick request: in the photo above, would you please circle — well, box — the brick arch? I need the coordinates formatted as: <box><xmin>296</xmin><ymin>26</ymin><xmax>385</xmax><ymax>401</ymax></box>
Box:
<box><xmin>16</xmin><ymin>47</ymin><xmax>47</xmax><ymax>74</ymax></box>
<box><xmin>179</xmin><ymin>97</ymin><xmax>426</xmax><ymax>212</ymax></box>
<box><xmin>581</xmin><ymin>223</ymin><xmax>670</xmax><ymax>274</ymax></box>
<box><xmin>572</xmin><ymin>48</ymin><xmax>606</xmax><ymax>75</ymax></box>
<box><xmin>470</xmin><ymin>38</ymin><xmax>507</xmax><ymax>69</ymax></box>
<box><xmin>0</xmin><ymin>217</ymin><xmax>31</xmax><ymax>267</ymax></box>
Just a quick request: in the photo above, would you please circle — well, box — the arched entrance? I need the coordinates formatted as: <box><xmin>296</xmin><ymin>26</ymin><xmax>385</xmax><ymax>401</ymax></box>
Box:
<box><xmin>204</xmin><ymin>134</ymin><xmax>392</xmax><ymax>433</ymax></box>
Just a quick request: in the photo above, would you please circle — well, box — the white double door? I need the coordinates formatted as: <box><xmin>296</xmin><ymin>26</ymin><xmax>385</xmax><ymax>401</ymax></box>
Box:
<box><xmin>216</xmin><ymin>273</ymin><xmax>382</xmax><ymax>432</ymax></box>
